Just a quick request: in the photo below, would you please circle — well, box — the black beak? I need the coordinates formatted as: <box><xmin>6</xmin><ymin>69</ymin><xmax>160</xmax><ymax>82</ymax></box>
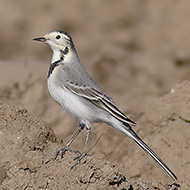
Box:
<box><xmin>33</xmin><ymin>37</ymin><xmax>46</xmax><ymax>42</ymax></box>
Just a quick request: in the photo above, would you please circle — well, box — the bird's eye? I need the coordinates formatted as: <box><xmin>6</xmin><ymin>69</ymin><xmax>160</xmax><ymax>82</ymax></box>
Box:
<box><xmin>56</xmin><ymin>35</ymin><xmax>61</xmax><ymax>40</ymax></box>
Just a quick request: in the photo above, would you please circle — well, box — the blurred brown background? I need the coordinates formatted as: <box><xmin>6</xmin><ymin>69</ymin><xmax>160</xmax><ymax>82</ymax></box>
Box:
<box><xmin>0</xmin><ymin>0</ymin><xmax>190</xmax><ymax>187</ymax></box>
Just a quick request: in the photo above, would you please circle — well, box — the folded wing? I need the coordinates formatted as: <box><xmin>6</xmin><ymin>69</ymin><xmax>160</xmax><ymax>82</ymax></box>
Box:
<box><xmin>64</xmin><ymin>81</ymin><xmax>136</xmax><ymax>126</ymax></box>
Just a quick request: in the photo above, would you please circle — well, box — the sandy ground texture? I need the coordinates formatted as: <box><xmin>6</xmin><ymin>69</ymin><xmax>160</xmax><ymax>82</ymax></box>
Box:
<box><xmin>0</xmin><ymin>98</ymin><xmax>188</xmax><ymax>190</ymax></box>
<box><xmin>0</xmin><ymin>0</ymin><xmax>190</xmax><ymax>189</ymax></box>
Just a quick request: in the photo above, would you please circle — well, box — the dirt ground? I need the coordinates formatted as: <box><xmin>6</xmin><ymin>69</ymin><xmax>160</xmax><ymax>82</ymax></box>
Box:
<box><xmin>0</xmin><ymin>0</ymin><xmax>190</xmax><ymax>189</ymax></box>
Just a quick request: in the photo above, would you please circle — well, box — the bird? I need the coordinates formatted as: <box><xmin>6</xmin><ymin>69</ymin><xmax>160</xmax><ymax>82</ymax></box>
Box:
<box><xmin>33</xmin><ymin>30</ymin><xmax>177</xmax><ymax>180</ymax></box>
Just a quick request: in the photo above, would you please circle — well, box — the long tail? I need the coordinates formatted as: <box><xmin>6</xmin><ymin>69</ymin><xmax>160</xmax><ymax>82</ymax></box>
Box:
<box><xmin>120</xmin><ymin>123</ymin><xmax>177</xmax><ymax>180</ymax></box>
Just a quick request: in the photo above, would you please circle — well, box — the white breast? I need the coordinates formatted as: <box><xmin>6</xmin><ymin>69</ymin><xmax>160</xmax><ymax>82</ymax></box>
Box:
<box><xmin>47</xmin><ymin>71</ymin><xmax>98</xmax><ymax>122</ymax></box>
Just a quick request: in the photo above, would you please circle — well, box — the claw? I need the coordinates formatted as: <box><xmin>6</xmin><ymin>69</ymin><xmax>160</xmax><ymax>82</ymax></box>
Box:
<box><xmin>53</xmin><ymin>127</ymin><xmax>91</xmax><ymax>170</ymax></box>
<box><xmin>71</xmin><ymin>151</ymin><xmax>88</xmax><ymax>169</ymax></box>
<box><xmin>71</xmin><ymin>129</ymin><xmax>91</xmax><ymax>169</ymax></box>
<box><xmin>53</xmin><ymin>146</ymin><xmax>73</xmax><ymax>160</ymax></box>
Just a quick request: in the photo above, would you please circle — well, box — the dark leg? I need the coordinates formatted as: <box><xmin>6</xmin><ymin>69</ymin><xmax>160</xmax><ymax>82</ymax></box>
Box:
<box><xmin>53</xmin><ymin>122</ymin><xmax>85</xmax><ymax>160</ymax></box>
<box><xmin>71</xmin><ymin>128</ymin><xmax>91</xmax><ymax>169</ymax></box>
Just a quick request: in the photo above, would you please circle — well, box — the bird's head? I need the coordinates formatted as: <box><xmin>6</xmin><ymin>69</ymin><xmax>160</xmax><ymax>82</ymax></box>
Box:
<box><xmin>33</xmin><ymin>30</ymin><xmax>74</xmax><ymax>52</ymax></box>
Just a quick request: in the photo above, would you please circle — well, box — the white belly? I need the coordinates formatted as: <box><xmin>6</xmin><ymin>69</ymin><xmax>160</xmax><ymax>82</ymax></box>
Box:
<box><xmin>47</xmin><ymin>76</ymin><xmax>100</xmax><ymax>122</ymax></box>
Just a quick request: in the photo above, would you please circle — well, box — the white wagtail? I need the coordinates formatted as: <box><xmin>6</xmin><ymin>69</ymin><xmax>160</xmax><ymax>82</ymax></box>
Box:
<box><xmin>33</xmin><ymin>30</ymin><xmax>177</xmax><ymax>180</ymax></box>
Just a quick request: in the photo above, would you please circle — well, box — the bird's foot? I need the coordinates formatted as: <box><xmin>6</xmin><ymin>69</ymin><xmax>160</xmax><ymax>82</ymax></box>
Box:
<box><xmin>53</xmin><ymin>146</ymin><xmax>80</xmax><ymax>160</ymax></box>
<box><xmin>71</xmin><ymin>151</ymin><xmax>90</xmax><ymax>169</ymax></box>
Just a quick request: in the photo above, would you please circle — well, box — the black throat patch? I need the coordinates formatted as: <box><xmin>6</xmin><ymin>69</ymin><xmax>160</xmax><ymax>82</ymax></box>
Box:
<box><xmin>47</xmin><ymin>60</ymin><xmax>60</xmax><ymax>78</ymax></box>
<box><xmin>48</xmin><ymin>47</ymin><xmax>69</xmax><ymax>78</ymax></box>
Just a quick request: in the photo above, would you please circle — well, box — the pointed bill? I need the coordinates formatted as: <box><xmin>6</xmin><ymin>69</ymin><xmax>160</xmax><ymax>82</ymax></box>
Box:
<box><xmin>33</xmin><ymin>37</ymin><xmax>46</xmax><ymax>42</ymax></box>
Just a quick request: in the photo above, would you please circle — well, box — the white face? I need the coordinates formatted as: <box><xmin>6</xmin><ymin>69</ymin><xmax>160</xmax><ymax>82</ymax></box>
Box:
<box><xmin>34</xmin><ymin>31</ymin><xmax>75</xmax><ymax>63</ymax></box>
<box><xmin>42</xmin><ymin>31</ymin><xmax>73</xmax><ymax>51</ymax></box>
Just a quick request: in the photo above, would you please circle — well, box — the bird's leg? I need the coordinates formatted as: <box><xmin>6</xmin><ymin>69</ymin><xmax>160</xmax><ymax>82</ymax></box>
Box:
<box><xmin>53</xmin><ymin>122</ymin><xmax>85</xmax><ymax>160</ymax></box>
<box><xmin>71</xmin><ymin>128</ymin><xmax>91</xmax><ymax>169</ymax></box>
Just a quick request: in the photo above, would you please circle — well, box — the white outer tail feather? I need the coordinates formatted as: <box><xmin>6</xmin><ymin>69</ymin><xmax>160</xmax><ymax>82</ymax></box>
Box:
<box><xmin>120</xmin><ymin>123</ymin><xmax>177</xmax><ymax>180</ymax></box>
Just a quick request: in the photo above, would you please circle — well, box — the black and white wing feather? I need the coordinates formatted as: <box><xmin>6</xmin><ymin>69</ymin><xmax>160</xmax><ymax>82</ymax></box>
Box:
<box><xmin>64</xmin><ymin>81</ymin><xmax>136</xmax><ymax>126</ymax></box>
